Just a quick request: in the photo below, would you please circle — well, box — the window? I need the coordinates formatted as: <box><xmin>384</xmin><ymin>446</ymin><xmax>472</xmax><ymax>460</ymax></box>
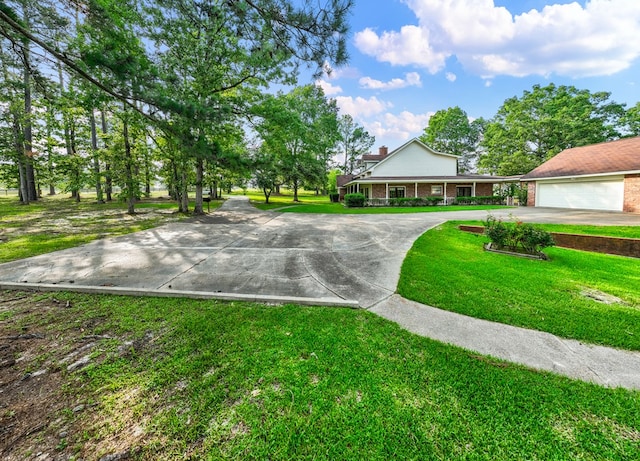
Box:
<box><xmin>457</xmin><ymin>186</ymin><xmax>472</xmax><ymax>197</ymax></box>
<box><xmin>431</xmin><ymin>185</ymin><xmax>443</xmax><ymax>195</ymax></box>
<box><xmin>361</xmin><ymin>187</ymin><xmax>370</xmax><ymax>198</ymax></box>
<box><xmin>389</xmin><ymin>186</ymin><xmax>405</xmax><ymax>198</ymax></box>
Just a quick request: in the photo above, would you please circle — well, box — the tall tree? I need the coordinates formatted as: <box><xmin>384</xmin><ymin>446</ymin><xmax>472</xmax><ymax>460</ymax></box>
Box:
<box><xmin>256</xmin><ymin>85</ymin><xmax>339</xmax><ymax>202</ymax></box>
<box><xmin>624</xmin><ymin>102</ymin><xmax>640</xmax><ymax>136</ymax></box>
<box><xmin>336</xmin><ymin>114</ymin><xmax>374</xmax><ymax>174</ymax></box>
<box><xmin>420</xmin><ymin>106</ymin><xmax>483</xmax><ymax>174</ymax></box>
<box><xmin>479</xmin><ymin>84</ymin><xmax>626</xmax><ymax>175</ymax></box>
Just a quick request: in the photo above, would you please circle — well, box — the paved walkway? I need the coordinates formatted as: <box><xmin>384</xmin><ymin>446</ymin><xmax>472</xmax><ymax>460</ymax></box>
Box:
<box><xmin>1</xmin><ymin>197</ymin><xmax>639</xmax><ymax>389</ymax></box>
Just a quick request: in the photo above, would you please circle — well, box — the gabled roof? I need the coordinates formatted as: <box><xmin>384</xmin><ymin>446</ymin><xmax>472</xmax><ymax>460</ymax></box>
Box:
<box><xmin>522</xmin><ymin>136</ymin><xmax>640</xmax><ymax>180</ymax></box>
<box><xmin>354</xmin><ymin>138</ymin><xmax>457</xmax><ymax>179</ymax></box>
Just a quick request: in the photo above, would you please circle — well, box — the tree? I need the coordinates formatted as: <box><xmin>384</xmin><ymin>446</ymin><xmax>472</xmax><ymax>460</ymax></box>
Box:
<box><xmin>255</xmin><ymin>85</ymin><xmax>339</xmax><ymax>202</ymax></box>
<box><xmin>336</xmin><ymin>114</ymin><xmax>374</xmax><ymax>174</ymax></box>
<box><xmin>252</xmin><ymin>148</ymin><xmax>280</xmax><ymax>203</ymax></box>
<box><xmin>624</xmin><ymin>102</ymin><xmax>640</xmax><ymax>136</ymax></box>
<box><xmin>479</xmin><ymin>84</ymin><xmax>626</xmax><ymax>175</ymax></box>
<box><xmin>1</xmin><ymin>0</ymin><xmax>353</xmax><ymax>213</ymax></box>
<box><xmin>420</xmin><ymin>106</ymin><xmax>483</xmax><ymax>174</ymax></box>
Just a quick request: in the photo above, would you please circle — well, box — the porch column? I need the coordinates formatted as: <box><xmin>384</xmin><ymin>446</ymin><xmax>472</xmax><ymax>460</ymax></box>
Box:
<box><xmin>472</xmin><ymin>182</ymin><xmax>477</xmax><ymax>197</ymax></box>
<box><xmin>415</xmin><ymin>182</ymin><xmax>418</xmax><ymax>198</ymax></box>
<box><xmin>386</xmin><ymin>183</ymin><xmax>389</xmax><ymax>199</ymax></box>
<box><xmin>444</xmin><ymin>182</ymin><xmax>448</xmax><ymax>204</ymax></box>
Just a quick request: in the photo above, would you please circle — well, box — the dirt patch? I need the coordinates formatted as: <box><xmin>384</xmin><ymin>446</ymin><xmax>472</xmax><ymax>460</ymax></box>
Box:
<box><xmin>580</xmin><ymin>288</ymin><xmax>627</xmax><ymax>305</ymax></box>
<box><xmin>0</xmin><ymin>291</ymin><xmax>143</xmax><ymax>460</ymax></box>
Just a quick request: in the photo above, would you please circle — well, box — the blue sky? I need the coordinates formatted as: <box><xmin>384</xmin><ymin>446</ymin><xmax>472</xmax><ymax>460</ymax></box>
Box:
<box><xmin>313</xmin><ymin>0</ymin><xmax>640</xmax><ymax>150</ymax></box>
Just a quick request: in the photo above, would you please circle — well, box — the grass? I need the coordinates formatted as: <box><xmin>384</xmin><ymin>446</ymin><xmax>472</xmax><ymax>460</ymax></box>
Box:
<box><xmin>238</xmin><ymin>189</ymin><xmax>510</xmax><ymax>214</ymax></box>
<box><xmin>398</xmin><ymin>221</ymin><xmax>640</xmax><ymax>350</ymax></box>
<box><xmin>0</xmin><ymin>193</ymin><xmax>222</xmax><ymax>263</ymax></box>
<box><xmin>4</xmin><ymin>291</ymin><xmax>640</xmax><ymax>460</ymax></box>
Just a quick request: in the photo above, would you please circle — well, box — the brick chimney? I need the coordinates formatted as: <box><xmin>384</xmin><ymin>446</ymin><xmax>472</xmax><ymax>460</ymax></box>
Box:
<box><xmin>378</xmin><ymin>146</ymin><xmax>388</xmax><ymax>157</ymax></box>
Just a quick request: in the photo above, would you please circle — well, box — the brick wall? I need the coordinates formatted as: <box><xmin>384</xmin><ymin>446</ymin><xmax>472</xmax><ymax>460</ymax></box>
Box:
<box><xmin>624</xmin><ymin>174</ymin><xmax>640</xmax><ymax>213</ymax></box>
<box><xmin>475</xmin><ymin>183</ymin><xmax>494</xmax><ymax>196</ymax></box>
<box><xmin>527</xmin><ymin>182</ymin><xmax>536</xmax><ymax>207</ymax></box>
<box><xmin>458</xmin><ymin>225</ymin><xmax>640</xmax><ymax>258</ymax></box>
<box><xmin>372</xmin><ymin>184</ymin><xmax>386</xmax><ymax>199</ymax></box>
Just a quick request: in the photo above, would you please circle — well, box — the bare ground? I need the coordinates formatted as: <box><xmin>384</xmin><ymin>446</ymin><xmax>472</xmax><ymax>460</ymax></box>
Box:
<box><xmin>0</xmin><ymin>291</ymin><xmax>147</xmax><ymax>461</ymax></box>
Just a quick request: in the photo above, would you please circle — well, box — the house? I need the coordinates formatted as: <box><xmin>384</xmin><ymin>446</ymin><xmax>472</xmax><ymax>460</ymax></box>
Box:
<box><xmin>338</xmin><ymin>138</ymin><xmax>515</xmax><ymax>204</ymax></box>
<box><xmin>521</xmin><ymin>137</ymin><xmax>640</xmax><ymax>213</ymax></box>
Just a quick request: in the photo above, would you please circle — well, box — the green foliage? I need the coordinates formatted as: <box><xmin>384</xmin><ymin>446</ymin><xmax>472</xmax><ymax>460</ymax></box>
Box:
<box><xmin>327</xmin><ymin>168</ymin><xmax>340</xmax><ymax>194</ymax></box>
<box><xmin>483</xmin><ymin>214</ymin><xmax>555</xmax><ymax>254</ymax></box>
<box><xmin>420</xmin><ymin>106</ymin><xmax>485</xmax><ymax>173</ymax></box>
<box><xmin>479</xmin><ymin>84</ymin><xmax>626</xmax><ymax>175</ymax></box>
<box><xmin>453</xmin><ymin>195</ymin><xmax>504</xmax><ymax>205</ymax></box>
<box><xmin>337</xmin><ymin>114</ymin><xmax>375</xmax><ymax>174</ymax></box>
<box><xmin>344</xmin><ymin>193</ymin><xmax>365</xmax><ymax>207</ymax></box>
<box><xmin>384</xmin><ymin>196</ymin><xmax>445</xmax><ymax>207</ymax></box>
<box><xmin>255</xmin><ymin>85</ymin><xmax>339</xmax><ymax>201</ymax></box>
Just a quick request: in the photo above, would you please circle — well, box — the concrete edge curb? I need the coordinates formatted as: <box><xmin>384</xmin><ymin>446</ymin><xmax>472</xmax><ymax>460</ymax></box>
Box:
<box><xmin>0</xmin><ymin>282</ymin><xmax>361</xmax><ymax>309</ymax></box>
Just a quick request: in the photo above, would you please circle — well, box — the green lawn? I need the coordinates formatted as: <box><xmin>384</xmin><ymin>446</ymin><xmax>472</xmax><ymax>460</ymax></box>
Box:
<box><xmin>0</xmin><ymin>194</ymin><xmax>222</xmax><ymax>263</ymax></box>
<box><xmin>398</xmin><ymin>221</ymin><xmax>640</xmax><ymax>350</ymax></box>
<box><xmin>4</xmin><ymin>291</ymin><xmax>640</xmax><ymax>460</ymax></box>
<box><xmin>239</xmin><ymin>189</ymin><xmax>510</xmax><ymax>214</ymax></box>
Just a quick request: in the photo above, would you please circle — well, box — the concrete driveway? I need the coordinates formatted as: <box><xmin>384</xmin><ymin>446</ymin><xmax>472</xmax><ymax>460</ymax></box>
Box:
<box><xmin>0</xmin><ymin>197</ymin><xmax>638</xmax><ymax>308</ymax></box>
<box><xmin>2</xmin><ymin>197</ymin><xmax>640</xmax><ymax>388</ymax></box>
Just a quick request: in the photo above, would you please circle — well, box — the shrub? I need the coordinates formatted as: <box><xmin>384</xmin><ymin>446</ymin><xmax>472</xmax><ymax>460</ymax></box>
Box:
<box><xmin>344</xmin><ymin>193</ymin><xmax>366</xmax><ymax>208</ymax></box>
<box><xmin>425</xmin><ymin>196</ymin><xmax>444</xmax><ymax>206</ymax></box>
<box><xmin>483</xmin><ymin>214</ymin><xmax>555</xmax><ymax>255</ymax></box>
<box><xmin>454</xmin><ymin>195</ymin><xmax>504</xmax><ymax>205</ymax></box>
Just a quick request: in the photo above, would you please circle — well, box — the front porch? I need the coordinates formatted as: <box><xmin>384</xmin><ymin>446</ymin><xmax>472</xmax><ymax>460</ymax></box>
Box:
<box><xmin>342</xmin><ymin>179</ymin><xmax>495</xmax><ymax>203</ymax></box>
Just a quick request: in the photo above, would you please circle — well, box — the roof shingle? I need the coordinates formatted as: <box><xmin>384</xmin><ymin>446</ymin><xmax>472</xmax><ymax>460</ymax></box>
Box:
<box><xmin>521</xmin><ymin>137</ymin><xmax>640</xmax><ymax>180</ymax></box>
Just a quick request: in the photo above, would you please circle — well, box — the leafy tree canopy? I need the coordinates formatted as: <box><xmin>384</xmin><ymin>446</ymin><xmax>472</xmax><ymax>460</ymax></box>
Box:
<box><xmin>420</xmin><ymin>106</ymin><xmax>484</xmax><ymax>174</ymax></box>
<box><xmin>478</xmin><ymin>83</ymin><xmax>625</xmax><ymax>175</ymax></box>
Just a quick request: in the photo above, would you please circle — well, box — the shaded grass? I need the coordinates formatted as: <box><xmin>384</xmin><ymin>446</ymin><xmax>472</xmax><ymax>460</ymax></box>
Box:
<box><xmin>398</xmin><ymin>222</ymin><xmax>640</xmax><ymax>350</ymax></box>
<box><xmin>0</xmin><ymin>194</ymin><xmax>222</xmax><ymax>263</ymax></box>
<box><xmin>6</xmin><ymin>291</ymin><xmax>640</xmax><ymax>460</ymax></box>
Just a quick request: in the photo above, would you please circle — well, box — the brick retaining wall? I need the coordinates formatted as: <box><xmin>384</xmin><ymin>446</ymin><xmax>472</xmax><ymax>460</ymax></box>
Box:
<box><xmin>458</xmin><ymin>225</ymin><xmax>640</xmax><ymax>258</ymax></box>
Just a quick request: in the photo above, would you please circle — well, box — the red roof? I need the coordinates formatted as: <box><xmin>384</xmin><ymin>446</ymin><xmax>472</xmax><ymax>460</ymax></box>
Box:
<box><xmin>522</xmin><ymin>137</ymin><xmax>640</xmax><ymax>180</ymax></box>
<box><xmin>360</xmin><ymin>154</ymin><xmax>386</xmax><ymax>161</ymax></box>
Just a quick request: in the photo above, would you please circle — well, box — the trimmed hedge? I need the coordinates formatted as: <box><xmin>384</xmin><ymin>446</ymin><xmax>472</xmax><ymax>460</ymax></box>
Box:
<box><xmin>344</xmin><ymin>193</ymin><xmax>366</xmax><ymax>208</ymax></box>
<box><xmin>453</xmin><ymin>195</ymin><xmax>505</xmax><ymax>205</ymax></box>
<box><xmin>388</xmin><ymin>197</ymin><xmax>445</xmax><ymax>207</ymax></box>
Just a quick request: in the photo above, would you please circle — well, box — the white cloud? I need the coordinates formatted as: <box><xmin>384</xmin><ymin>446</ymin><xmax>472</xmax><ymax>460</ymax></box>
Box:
<box><xmin>364</xmin><ymin>111</ymin><xmax>434</xmax><ymax>145</ymax></box>
<box><xmin>315</xmin><ymin>79</ymin><xmax>343</xmax><ymax>96</ymax></box>
<box><xmin>355</xmin><ymin>0</ymin><xmax>640</xmax><ymax>78</ymax></box>
<box><xmin>445</xmin><ymin>72</ymin><xmax>457</xmax><ymax>82</ymax></box>
<box><xmin>335</xmin><ymin>96</ymin><xmax>392</xmax><ymax>118</ymax></box>
<box><xmin>359</xmin><ymin>72</ymin><xmax>422</xmax><ymax>90</ymax></box>
<box><xmin>354</xmin><ymin>25</ymin><xmax>448</xmax><ymax>73</ymax></box>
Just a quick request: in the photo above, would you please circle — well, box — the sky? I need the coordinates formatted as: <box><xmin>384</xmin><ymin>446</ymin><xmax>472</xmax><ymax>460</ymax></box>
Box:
<box><xmin>313</xmin><ymin>0</ymin><xmax>640</xmax><ymax>151</ymax></box>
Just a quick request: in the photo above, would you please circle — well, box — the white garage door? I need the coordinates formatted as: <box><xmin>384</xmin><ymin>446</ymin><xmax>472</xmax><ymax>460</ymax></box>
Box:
<box><xmin>537</xmin><ymin>178</ymin><xmax>624</xmax><ymax>211</ymax></box>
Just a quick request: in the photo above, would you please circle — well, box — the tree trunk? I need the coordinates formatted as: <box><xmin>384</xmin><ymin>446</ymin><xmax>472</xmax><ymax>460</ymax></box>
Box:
<box><xmin>22</xmin><ymin>10</ymin><xmax>37</xmax><ymax>202</ymax></box>
<box><xmin>122</xmin><ymin>109</ymin><xmax>136</xmax><ymax>215</ymax></box>
<box><xmin>101</xmin><ymin>110</ymin><xmax>112</xmax><ymax>201</ymax></box>
<box><xmin>90</xmin><ymin>111</ymin><xmax>104</xmax><ymax>203</ymax></box>
<box><xmin>194</xmin><ymin>157</ymin><xmax>204</xmax><ymax>214</ymax></box>
<box><xmin>293</xmin><ymin>179</ymin><xmax>299</xmax><ymax>202</ymax></box>
<box><xmin>11</xmin><ymin>111</ymin><xmax>28</xmax><ymax>205</ymax></box>
<box><xmin>180</xmin><ymin>170</ymin><xmax>189</xmax><ymax>213</ymax></box>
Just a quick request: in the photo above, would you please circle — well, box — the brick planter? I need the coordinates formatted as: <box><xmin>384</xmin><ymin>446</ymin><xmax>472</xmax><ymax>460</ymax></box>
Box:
<box><xmin>459</xmin><ymin>225</ymin><xmax>640</xmax><ymax>259</ymax></box>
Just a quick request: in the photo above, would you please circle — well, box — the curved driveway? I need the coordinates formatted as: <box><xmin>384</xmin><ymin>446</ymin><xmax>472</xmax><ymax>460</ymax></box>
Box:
<box><xmin>2</xmin><ymin>197</ymin><xmax>640</xmax><ymax>388</ymax></box>
<box><xmin>0</xmin><ymin>196</ymin><xmax>638</xmax><ymax>308</ymax></box>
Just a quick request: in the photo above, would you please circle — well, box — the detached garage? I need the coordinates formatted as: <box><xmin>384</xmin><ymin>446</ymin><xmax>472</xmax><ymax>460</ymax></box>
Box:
<box><xmin>521</xmin><ymin>137</ymin><xmax>640</xmax><ymax>213</ymax></box>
